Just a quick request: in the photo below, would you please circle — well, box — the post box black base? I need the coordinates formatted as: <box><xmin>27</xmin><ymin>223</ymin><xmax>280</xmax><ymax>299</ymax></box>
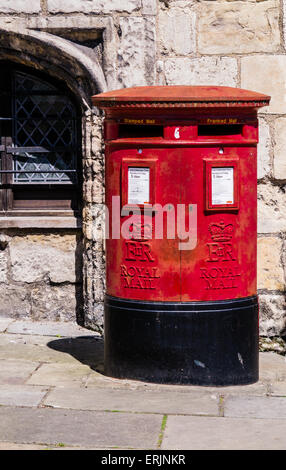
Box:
<box><xmin>104</xmin><ymin>295</ymin><xmax>259</xmax><ymax>386</ymax></box>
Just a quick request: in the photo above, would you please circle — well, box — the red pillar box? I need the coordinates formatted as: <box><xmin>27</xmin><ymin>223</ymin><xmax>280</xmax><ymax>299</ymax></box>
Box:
<box><xmin>92</xmin><ymin>86</ymin><xmax>270</xmax><ymax>385</ymax></box>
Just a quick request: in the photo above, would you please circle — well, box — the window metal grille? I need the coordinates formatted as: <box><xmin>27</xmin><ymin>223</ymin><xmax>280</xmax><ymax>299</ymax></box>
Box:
<box><xmin>0</xmin><ymin>63</ymin><xmax>81</xmax><ymax>214</ymax></box>
<box><xmin>11</xmin><ymin>71</ymin><xmax>78</xmax><ymax>184</ymax></box>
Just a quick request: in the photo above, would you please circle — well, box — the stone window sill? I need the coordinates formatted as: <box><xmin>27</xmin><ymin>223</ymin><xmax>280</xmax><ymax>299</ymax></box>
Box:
<box><xmin>0</xmin><ymin>214</ymin><xmax>82</xmax><ymax>229</ymax></box>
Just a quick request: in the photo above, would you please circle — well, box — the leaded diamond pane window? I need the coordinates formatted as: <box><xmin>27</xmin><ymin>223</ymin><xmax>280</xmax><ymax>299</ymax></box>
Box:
<box><xmin>13</xmin><ymin>71</ymin><xmax>78</xmax><ymax>184</ymax></box>
<box><xmin>0</xmin><ymin>63</ymin><xmax>81</xmax><ymax>215</ymax></box>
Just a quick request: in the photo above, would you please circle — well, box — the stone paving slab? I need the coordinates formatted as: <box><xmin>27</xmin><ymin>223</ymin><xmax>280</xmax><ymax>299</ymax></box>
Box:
<box><xmin>44</xmin><ymin>387</ymin><xmax>219</xmax><ymax>416</ymax></box>
<box><xmin>0</xmin><ymin>442</ymin><xmax>105</xmax><ymax>450</ymax></box>
<box><xmin>0</xmin><ymin>334</ymin><xmax>85</xmax><ymax>364</ymax></box>
<box><xmin>0</xmin><ymin>359</ymin><xmax>39</xmax><ymax>385</ymax></box>
<box><xmin>6</xmin><ymin>320</ymin><xmax>100</xmax><ymax>338</ymax></box>
<box><xmin>0</xmin><ymin>318</ymin><xmax>14</xmax><ymax>332</ymax></box>
<box><xmin>0</xmin><ymin>334</ymin><xmax>103</xmax><ymax>366</ymax></box>
<box><xmin>0</xmin><ymin>323</ymin><xmax>286</xmax><ymax>450</ymax></box>
<box><xmin>26</xmin><ymin>363</ymin><xmax>93</xmax><ymax>387</ymax></box>
<box><xmin>0</xmin><ymin>385</ymin><xmax>48</xmax><ymax>407</ymax></box>
<box><xmin>0</xmin><ymin>407</ymin><xmax>162</xmax><ymax>449</ymax></box>
<box><xmin>196</xmin><ymin>382</ymin><xmax>268</xmax><ymax>396</ymax></box>
<box><xmin>46</xmin><ymin>336</ymin><xmax>103</xmax><ymax>368</ymax></box>
<box><xmin>75</xmin><ymin>369</ymin><xmax>269</xmax><ymax>394</ymax></box>
<box><xmin>161</xmin><ymin>415</ymin><xmax>286</xmax><ymax>450</ymax></box>
<box><xmin>259</xmin><ymin>352</ymin><xmax>286</xmax><ymax>382</ymax></box>
<box><xmin>269</xmin><ymin>382</ymin><xmax>286</xmax><ymax>396</ymax></box>
<box><xmin>0</xmin><ymin>442</ymin><xmax>92</xmax><ymax>450</ymax></box>
<box><xmin>224</xmin><ymin>395</ymin><xmax>286</xmax><ymax>419</ymax></box>
<box><xmin>85</xmin><ymin>366</ymin><xmax>269</xmax><ymax>393</ymax></box>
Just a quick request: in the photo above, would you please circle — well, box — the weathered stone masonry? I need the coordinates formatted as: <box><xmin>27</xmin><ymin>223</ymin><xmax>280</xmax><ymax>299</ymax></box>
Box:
<box><xmin>0</xmin><ymin>0</ymin><xmax>285</xmax><ymax>347</ymax></box>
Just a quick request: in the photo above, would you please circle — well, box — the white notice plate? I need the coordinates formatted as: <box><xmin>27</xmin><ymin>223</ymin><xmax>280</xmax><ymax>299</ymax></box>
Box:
<box><xmin>211</xmin><ymin>167</ymin><xmax>234</xmax><ymax>205</ymax></box>
<box><xmin>128</xmin><ymin>167</ymin><xmax>150</xmax><ymax>205</ymax></box>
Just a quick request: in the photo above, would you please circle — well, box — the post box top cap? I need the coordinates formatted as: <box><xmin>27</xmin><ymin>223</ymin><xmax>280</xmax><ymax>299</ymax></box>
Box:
<box><xmin>92</xmin><ymin>86</ymin><xmax>270</xmax><ymax>109</ymax></box>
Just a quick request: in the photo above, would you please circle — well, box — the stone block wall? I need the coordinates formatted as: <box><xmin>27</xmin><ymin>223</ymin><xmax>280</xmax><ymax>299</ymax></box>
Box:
<box><xmin>0</xmin><ymin>230</ymin><xmax>82</xmax><ymax>322</ymax></box>
<box><xmin>0</xmin><ymin>0</ymin><xmax>285</xmax><ymax>345</ymax></box>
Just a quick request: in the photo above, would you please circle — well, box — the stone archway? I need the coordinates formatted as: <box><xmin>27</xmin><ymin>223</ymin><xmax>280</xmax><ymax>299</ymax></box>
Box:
<box><xmin>0</xmin><ymin>28</ymin><xmax>107</xmax><ymax>332</ymax></box>
<box><xmin>0</xmin><ymin>28</ymin><xmax>106</xmax><ymax>102</ymax></box>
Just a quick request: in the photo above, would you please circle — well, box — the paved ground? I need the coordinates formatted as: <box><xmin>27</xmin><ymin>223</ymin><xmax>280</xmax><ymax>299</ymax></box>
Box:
<box><xmin>0</xmin><ymin>317</ymin><xmax>286</xmax><ymax>450</ymax></box>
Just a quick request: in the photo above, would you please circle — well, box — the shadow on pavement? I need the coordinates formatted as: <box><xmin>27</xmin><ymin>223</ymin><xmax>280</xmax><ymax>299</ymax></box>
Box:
<box><xmin>47</xmin><ymin>336</ymin><xmax>104</xmax><ymax>372</ymax></box>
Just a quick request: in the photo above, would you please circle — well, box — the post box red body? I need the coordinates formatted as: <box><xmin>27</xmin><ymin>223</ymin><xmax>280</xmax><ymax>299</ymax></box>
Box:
<box><xmin>92</xmin><ymin>86</ymin><xmax>270</xmax><ymax>385</ymax></box>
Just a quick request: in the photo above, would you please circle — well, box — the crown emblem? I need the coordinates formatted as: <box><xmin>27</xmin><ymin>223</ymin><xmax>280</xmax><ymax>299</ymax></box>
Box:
<box><xmin>208</xmin><ymin>221</ymin><xmax>234</xmax><ymax>242</ymax></box>
<box><xmin>129</xmin><ymin>222</ymin><xmax>152</xmax><ymax>240</ymax></box>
